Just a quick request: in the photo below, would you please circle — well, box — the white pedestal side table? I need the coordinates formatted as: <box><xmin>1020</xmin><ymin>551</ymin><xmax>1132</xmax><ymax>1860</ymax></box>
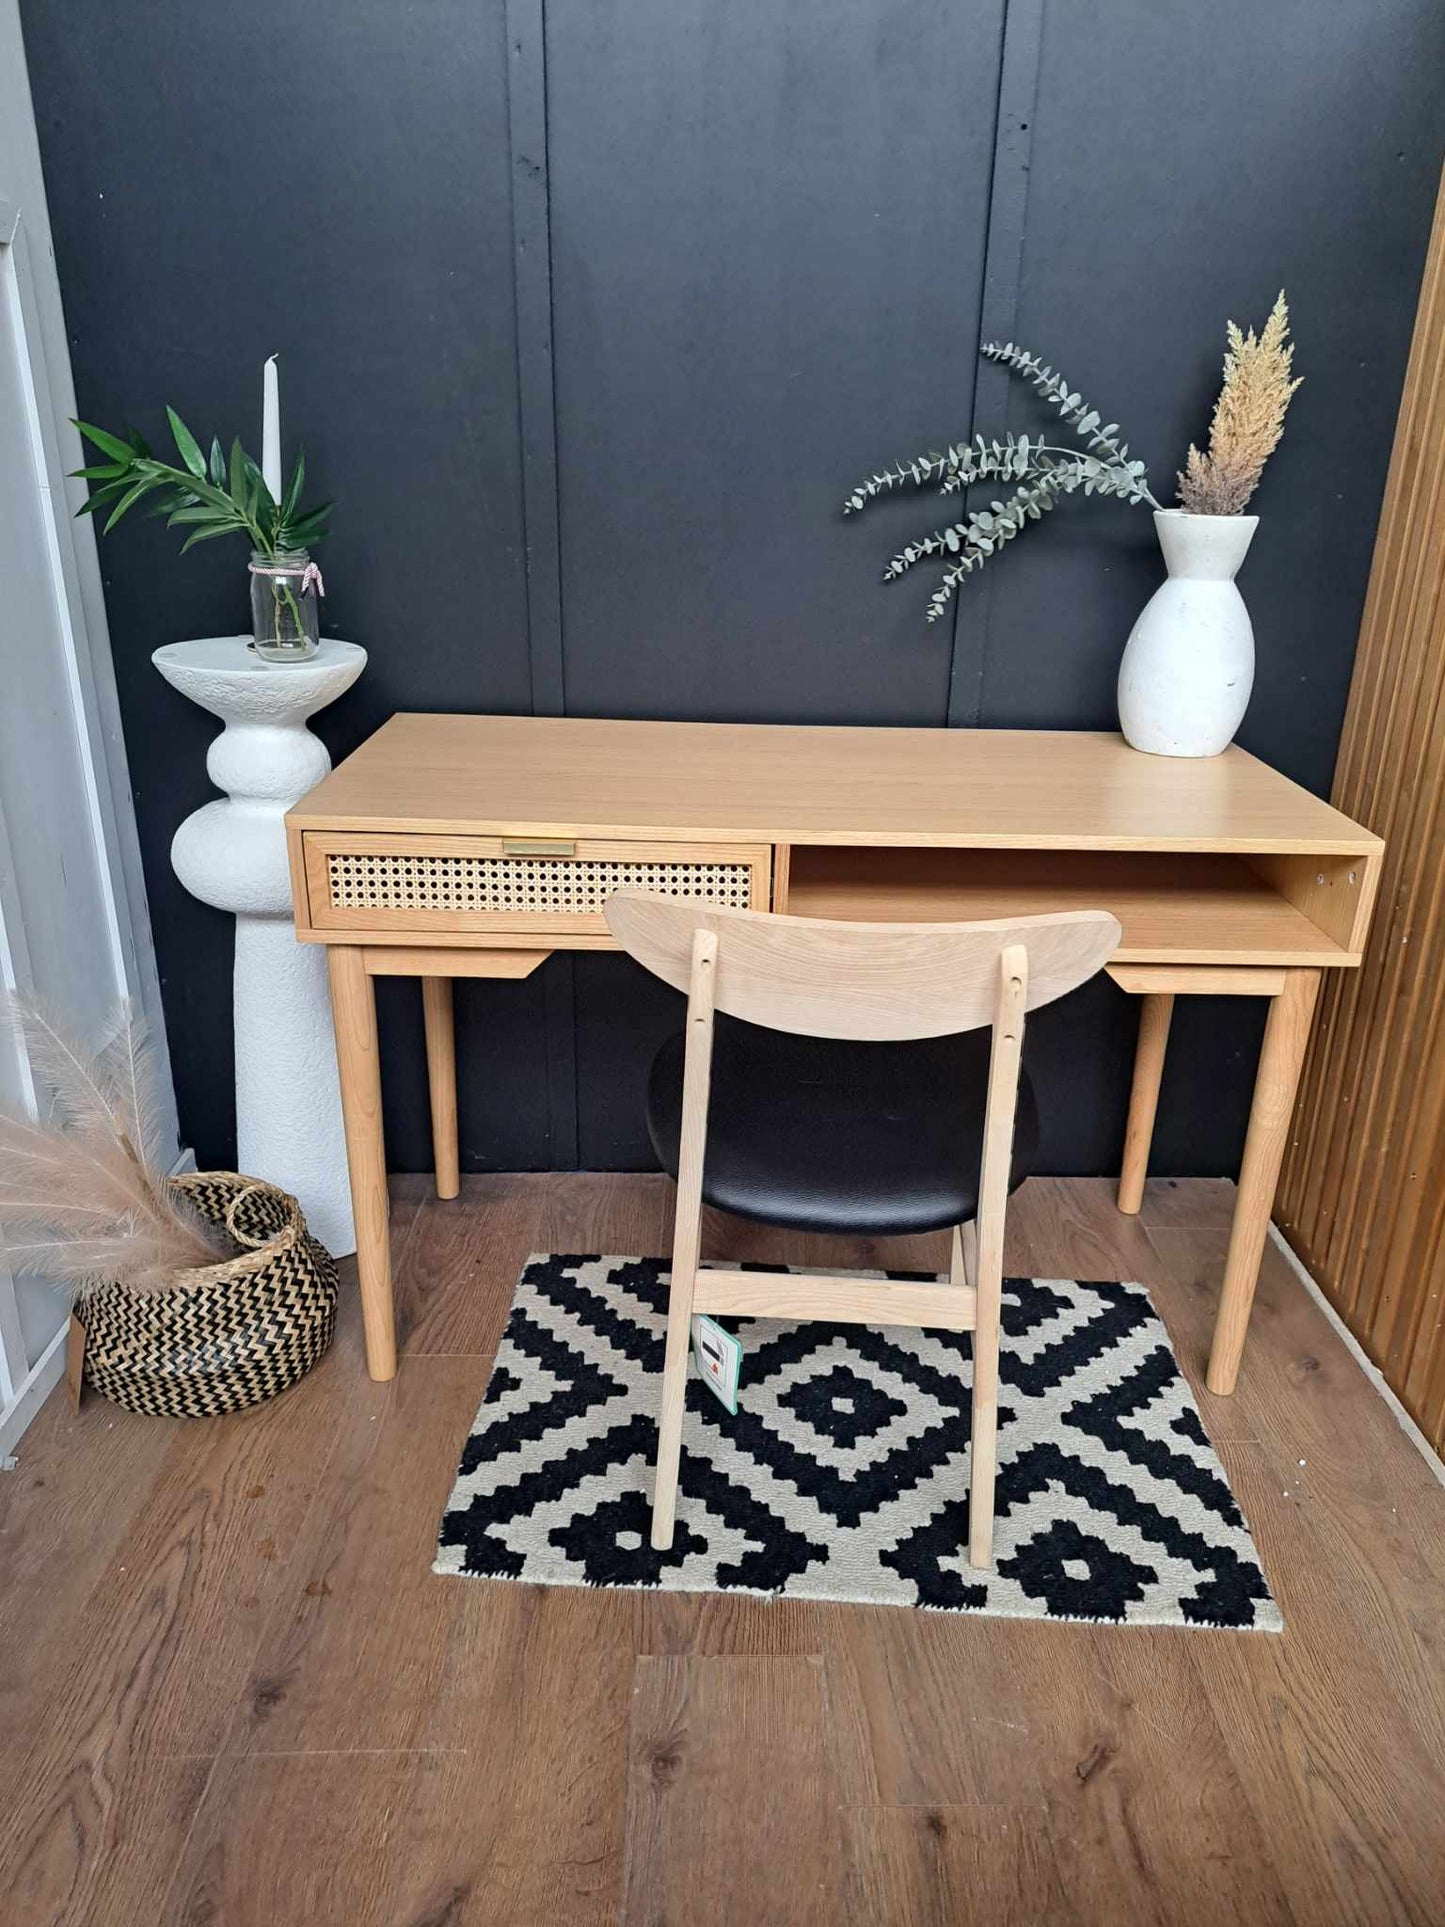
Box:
<box><xmin>152</xmin><ymin>636</ymin><xmax>367</xmax><ymax>1256</ymax></box>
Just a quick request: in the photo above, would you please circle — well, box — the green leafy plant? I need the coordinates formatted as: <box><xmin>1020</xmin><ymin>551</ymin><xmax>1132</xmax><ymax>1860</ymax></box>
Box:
<box><xmin>71</xmin><ymin>407</ymin><xmax>332</xmax><ymax>560</ymax></box>
<box><xmin>844</xmin><ymin>343</ymin><xmax>1161</xmax><ymax>622</ymax></box>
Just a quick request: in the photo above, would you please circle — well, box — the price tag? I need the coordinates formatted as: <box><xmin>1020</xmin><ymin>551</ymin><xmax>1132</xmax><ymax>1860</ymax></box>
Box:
<box><xmin>691</xmin><ymin>1313</ymin><xmax>742</xmax><ymax>1414</ymax></box>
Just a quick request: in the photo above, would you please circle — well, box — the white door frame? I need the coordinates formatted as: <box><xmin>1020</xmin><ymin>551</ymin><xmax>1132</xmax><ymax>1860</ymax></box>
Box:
<box><xmin>0</xmin><ymin>7</ymin><xmax>181</xmax><ymax>1458</ymax></box>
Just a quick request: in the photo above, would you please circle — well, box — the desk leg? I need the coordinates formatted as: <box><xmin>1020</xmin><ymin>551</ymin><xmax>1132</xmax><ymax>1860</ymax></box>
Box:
<box><xmin>327</xmin><ymin>945</ymin><xmax>397</xmax><ymax>1381</ymax></box>
<box><xmin>422</xmin><ymin>977</ymin><xmax>460</xmax><ymax>1200</ymax></box>
<box><xmin>1207</xmin><ymin>967</ymin><xmax>1321</xmax><ymax>1395</ymax></box>
<box><xmin>1118</xmin><ymin>992</ymin><xmax>1174</xmax><ymax>1214</ymax></box>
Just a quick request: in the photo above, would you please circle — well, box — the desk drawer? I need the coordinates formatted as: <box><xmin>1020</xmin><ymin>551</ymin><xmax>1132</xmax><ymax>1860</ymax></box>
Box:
<box><xmin>299</xmin><ymin>833</ymin><xmax>771</xmax><ymax>944</ymax></box>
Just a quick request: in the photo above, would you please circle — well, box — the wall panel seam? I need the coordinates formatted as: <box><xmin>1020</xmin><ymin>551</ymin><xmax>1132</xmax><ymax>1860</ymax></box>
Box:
<box><xmin>505</xmin><ymin>0</ymin><xmax>578</xmax><ymax>1163</ymax></box>
<box><xmin>506</xmin><ymin>0</ymin><xmax>566</xmax><ymax>720</ymax></box>
<box><xmin>945</xmin><ymin>0</ymin><xmax>1045</xmax><ymax>730</ymax></box>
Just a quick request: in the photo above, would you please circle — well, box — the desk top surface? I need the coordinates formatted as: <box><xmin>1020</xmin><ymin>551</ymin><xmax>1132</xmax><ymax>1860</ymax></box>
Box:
<box><xmin>290</xmin><ymin>714</ymin><xmax>1380</xmax><ymax>855</ymax></box>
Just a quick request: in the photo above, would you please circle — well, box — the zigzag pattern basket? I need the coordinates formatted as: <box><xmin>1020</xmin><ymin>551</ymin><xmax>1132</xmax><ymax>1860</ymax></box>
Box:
<box><xmin>77</xmin><ymin>1172</ymin><xmax>338</xmax><ymax>1418</ymax></box>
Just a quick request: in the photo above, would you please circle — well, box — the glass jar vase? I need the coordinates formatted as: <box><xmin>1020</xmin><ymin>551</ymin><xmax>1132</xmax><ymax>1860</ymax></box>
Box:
<box><xmin>249</xmin><ymin>551</ymin><xmax>322</xmax><ymax>663</ymax></box>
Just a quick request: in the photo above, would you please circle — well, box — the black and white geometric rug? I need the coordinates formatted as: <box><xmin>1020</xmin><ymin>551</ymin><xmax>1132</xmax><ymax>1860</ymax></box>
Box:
<box><xmin>434</xmin><ymin>1254</ymin><xmax>1282</xmax><ymax>1631</ymax></box>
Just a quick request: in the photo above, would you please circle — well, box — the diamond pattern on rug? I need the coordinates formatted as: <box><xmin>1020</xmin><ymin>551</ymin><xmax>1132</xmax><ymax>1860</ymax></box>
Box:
<box><xmin>433</xmin><ymin>1254</ymin><xmax>1282</xmax><ymax>1631</ymax></box>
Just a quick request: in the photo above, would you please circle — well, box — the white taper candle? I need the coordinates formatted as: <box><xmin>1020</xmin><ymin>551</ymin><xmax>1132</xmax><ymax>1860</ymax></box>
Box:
<box><xmin>261</xmin><ymin>355</ymin><xmax>282</xmax><ymax>505</ymax></box>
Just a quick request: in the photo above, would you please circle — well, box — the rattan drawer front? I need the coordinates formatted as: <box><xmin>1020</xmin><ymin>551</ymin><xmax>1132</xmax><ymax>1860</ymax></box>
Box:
<box><xmin>328</xmin><ymin>851</ymin><xmax>755</xmax><ymax>916</ymax></box>
<box><xmin>300</xmin><ymin>834</ymin><xmax>772</xmax><ymax>945</ymax></box>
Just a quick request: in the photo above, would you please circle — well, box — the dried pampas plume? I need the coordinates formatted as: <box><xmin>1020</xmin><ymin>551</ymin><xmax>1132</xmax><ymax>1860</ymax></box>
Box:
<box><xmin>0</xmin><ymin>993</ymin><xmax>231</xmax><ymax>1297</ymax></box>
<box><xmin>1178</xmin><ymin>291</ymin><xmax>1302</xmax><ymax>516</ymax></box>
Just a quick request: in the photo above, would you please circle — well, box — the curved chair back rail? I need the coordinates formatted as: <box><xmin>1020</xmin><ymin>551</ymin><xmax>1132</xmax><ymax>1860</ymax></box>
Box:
<box><xmin>604</xmin><ymin>891</ymin><xmax>1122</xmax><ymax>1040</ymax></box>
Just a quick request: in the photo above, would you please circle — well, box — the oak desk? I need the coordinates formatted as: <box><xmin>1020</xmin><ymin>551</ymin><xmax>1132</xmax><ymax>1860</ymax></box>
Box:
<box><xmin>286</xmin><ymin>714</ymin><xmax>1383</xmax><ymax>1390</ymax></box>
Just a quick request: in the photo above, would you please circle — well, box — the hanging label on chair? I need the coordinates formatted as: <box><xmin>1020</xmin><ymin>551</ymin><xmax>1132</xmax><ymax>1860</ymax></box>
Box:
<box><xmin>691</xmin><ymin>1314</ymin><xmax>742</xmax><ymax>1415</ymax></box>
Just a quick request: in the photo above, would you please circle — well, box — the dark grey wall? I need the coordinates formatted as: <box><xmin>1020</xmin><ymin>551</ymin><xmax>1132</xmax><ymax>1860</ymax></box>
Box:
<box><xmin>19</xmin><ymin>0</ymin><xmax>1444</xmax><ymax>1181</ymax></box>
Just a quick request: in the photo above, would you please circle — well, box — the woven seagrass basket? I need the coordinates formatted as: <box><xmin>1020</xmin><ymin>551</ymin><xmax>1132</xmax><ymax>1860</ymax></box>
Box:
<box><xmin>76</xmin><ymin>1171</ymin><xmax>338</xmax><ymax>1418</ymax></box>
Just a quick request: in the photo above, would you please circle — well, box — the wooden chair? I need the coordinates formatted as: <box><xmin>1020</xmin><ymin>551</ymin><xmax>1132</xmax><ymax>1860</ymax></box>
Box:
<box><xmin>604</xmin><ymin>892</ymin><xmax>1121</xmax><ymax>1567</ymax></box>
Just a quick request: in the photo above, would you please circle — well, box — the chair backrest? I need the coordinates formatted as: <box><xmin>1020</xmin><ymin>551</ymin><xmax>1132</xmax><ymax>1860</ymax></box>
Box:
<box><xmin>605</xmin><ymin>893</ymin><xmax>1120</xmax><ymax>1040</ymax></box>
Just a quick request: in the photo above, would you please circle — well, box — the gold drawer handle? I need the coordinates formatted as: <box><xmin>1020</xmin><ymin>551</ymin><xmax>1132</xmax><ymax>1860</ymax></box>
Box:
<box><xmin>501</xmin><ymin>838</ymin><xmax>578</xmax><ymax>858</ymax></box>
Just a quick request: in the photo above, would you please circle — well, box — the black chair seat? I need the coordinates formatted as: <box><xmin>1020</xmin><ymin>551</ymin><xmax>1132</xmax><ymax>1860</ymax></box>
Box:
<box><xmin>647</xmin><ymin>1014</ymin><xmax>1038</xmax><ymax>1236</ymax></box>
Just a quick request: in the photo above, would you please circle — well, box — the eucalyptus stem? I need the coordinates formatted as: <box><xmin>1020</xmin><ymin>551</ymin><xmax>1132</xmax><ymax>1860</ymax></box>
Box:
<box><xmin>844</xmin><ymin>341</ymin><xmax>1160</xmax><ymax>616</ymax></box>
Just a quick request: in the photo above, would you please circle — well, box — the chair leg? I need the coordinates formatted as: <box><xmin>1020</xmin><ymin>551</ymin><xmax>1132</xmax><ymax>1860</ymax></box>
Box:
<box><xmin>969</xmin><ymin>1283</ymin><xmax>1000</xmax><ymax>1569</ymax></box>
<box><xmin>651</xmin><ymin>1248</ymin><xmax>698</xmax><ymax>1551</ymax></box>
<box><xmin>969</xmin><ymin>948</ymin><xmax>1027</xmax><ymax>1570</ymax></box>
<box><xmin>953</xmin><ymin>1216</ymin><xmax>997</xmax><ymax>1563</ymax></box>
<box><xmin>650</xmin><ymin>927</ymin><xmax>718</xmax><ymax>1552</ymax></box>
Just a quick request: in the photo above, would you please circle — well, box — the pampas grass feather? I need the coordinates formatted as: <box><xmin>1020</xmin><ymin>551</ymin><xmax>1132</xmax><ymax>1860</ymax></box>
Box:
<box><xmin>0</xmin><ymin>994</ymin><xmax>230</xmax><ymax>1297</ymax></box>
<box><xmin>1177</xmin><ymin>291</ymin><xmax>1302</xmax><ymax>516</ymax></box>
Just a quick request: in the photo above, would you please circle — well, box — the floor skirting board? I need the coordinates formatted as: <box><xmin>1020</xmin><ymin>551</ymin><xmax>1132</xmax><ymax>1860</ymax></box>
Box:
<box><xmin>1268</xmin><ymin>1222</ymin><xmax>1445</xmax><ymax>1487</ymax></box>
<box><xmin>0</xmin><ymin>1319</ymin><xmax>68</xmax><ymax>1466</ymax></box>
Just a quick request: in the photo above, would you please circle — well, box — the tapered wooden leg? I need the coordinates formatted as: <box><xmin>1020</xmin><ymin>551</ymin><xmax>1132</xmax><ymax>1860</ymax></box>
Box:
<box><xmin>327</xmin><ymin>946</ymin><xmax>396</xmax><ymax>1381</ymax></box>
<box><xmin>652</xmin><ymin>1252</ymin><xmax>698</xmax><ymax>1552</ymax></box>
<box><xmin>969</xmin><ymin>1286</ymin><xmax>1001</xmax><ymax>1570</ymax></box>
<box><xmin>1118</xmin><ymin>992</ymin><xmax>1174</xmax><ymax>1214</ymax></box>
<box><xmin>421</xmin><ymin>977</ymin><xmax>459</xmax><ymax>1200</ymax></box>
<box><xmin>1207</xmin><ymin>968</ymin><xmax>1321</xmax><ymax>1395</ymax></box>
<box><xmin>970</xmin><ymin>950</ymin><xmax>1027</xmax><ymax>1570</ymax></box>
<box><xmin>652</xmin><ymin>930</ymin><xmax>718</xmax><ymax>1551</ymax></box>
<box><xmin>956</xmin><ymin>1213</ymin><xmax>1000</xmax><ymax>1562</ymax></box>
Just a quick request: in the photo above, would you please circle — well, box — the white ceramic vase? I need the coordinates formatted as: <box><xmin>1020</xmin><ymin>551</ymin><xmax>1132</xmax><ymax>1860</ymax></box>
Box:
<box><xmin>152</xmin><ymin>636</ymin><xmax>366</xmax><ymax>1256</ymax></box>
<box><xmin>1117</xmin><ymin>508</ymin><xmax>1258</xmax><ymax>757</ymax></box>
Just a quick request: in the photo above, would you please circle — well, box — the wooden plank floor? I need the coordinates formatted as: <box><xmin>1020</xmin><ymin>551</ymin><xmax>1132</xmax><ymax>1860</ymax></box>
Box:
<box><xmin>2</xmin><ymin>1173</ymin><xmax>1443</xmax><ymax>1926</ymax></box>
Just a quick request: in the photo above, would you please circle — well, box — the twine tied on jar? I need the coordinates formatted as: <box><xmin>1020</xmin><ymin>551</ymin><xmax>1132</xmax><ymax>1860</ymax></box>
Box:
<box><xmin>247</xmin><ymin>557</ymin><xmax>326</xmax><ymax>597</ymax></box>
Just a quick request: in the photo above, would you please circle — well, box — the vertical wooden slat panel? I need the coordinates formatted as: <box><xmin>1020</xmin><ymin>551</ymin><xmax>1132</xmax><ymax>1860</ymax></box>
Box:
<box><xmin>1278</xmin><ymin>167</ymin><xmax>1445</xmax><ymax>1453</ymax></box>
<box><xmin>1288</xmin><ymin>211</ymin><xmax>1445</xmax><ymax>1284</ymax></box>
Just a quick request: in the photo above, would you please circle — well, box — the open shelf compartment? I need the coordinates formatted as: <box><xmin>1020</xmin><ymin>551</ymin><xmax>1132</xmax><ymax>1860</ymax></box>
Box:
<box><xmin>779</xmin><ymin>846</ymin><xmax>1362</xmax><ymax>968</ymax></box>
